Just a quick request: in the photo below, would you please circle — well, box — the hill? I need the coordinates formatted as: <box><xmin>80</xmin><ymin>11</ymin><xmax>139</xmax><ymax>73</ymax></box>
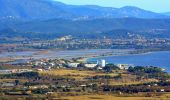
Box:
<box><xmin>1</xmin><ymin>18</ymin><xmax>170</xmax><ymax>39</ymax></box>
<box><xmin>0</xmin><ymin>0</ymin><xmax>168</xmax><ymax>20</ymax></box>
<box><xmin>0</xmin><ymin>0</ymin><xmax>170</xmax><ymax>40</ymax></box>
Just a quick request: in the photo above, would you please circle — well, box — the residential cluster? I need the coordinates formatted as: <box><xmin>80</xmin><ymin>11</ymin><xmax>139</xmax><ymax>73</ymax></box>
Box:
<box><xmin>24</xmin><ymin>58</ymin><xmax>133</xmax><ymax>71</ymax></box>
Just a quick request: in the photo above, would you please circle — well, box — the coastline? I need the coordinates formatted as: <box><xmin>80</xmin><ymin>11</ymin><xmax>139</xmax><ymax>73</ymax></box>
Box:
<box><xmin>85</xmin><ymin>50</ymin><xmax>170</xmax><ymax>73</ymax></box>
<box><xmin>81</xmin><ymin>50</ymin><xmax>152</xmax><ymax>63</ymax></box>
<box><xmin>1</xmin><ymin>49</ymin><xmax>170</xmax><ymax>65</ymax></box>
<box><xmin>0</xmin><ymin>49</ymin><xmax>134</xmax><ymax>63</ymax></box>
<box><xmin>83</xmin><ymin>50</ymin><xmax>170</xmax><ymax>63</ymax></box>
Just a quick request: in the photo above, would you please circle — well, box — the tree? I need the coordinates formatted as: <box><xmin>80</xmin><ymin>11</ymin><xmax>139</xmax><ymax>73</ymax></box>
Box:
<box><xmin>103</xmin><ymin>64</ymin><xmax>120</xmax><ymax>73</ymax></box>
<box><xmin>77</xmin><ymin>63</ymin><xmax>85</xmax><ymax>68</ymax></box>
<box><xmin>15</xmin><ymin>80</ymin><xmax>20</xmax><ymax>85</ymax></box>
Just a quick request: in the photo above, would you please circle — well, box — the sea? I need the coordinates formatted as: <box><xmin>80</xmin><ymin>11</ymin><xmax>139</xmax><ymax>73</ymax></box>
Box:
<box><xmin>87</xmin><ymin>51</ymin><xmax>170</xmax><ymax>73</ymax></box>
<box><xmin>1</xmin><ymin>49</ymin><xmax>170</xmax><ymax>73</ymax></box>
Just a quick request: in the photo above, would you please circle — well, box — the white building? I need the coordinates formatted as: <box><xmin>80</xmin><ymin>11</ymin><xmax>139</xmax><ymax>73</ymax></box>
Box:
<box><xmin>1</xmin><ymin>83</ymin><xmax>15</xmax><ymax>87</ymax></box>
<box><xmin>116</xmin><ymin>64</ymin><xmax>133</xmax><ymax>70</ymax></box>
<box><xmin>85</xmin><ymin>64</ymin><xmax>97</xmax><ymax>68</ymax></box>
<box><xmin>68</xmin><ymin>63</ymin><xmax>79</xmax><ymax>68</ymax></box>
<box><xmin>98</xmin><ymin>59</ymin><xmax>106</xmax><ymax>67</ymax></box>
<box><xmin>49</xmin><ymin>63</ymin><xmax>55</xmax><ymax>67</ymax></box>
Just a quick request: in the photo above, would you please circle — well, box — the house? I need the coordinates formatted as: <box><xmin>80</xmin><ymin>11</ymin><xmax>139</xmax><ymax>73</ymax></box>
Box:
<box><xmin>80</xmin><ymin>85</ymin><xmax>87</xmax><ymax>87</ymax></box>
<box><xmin>1</xmin><ymin>83</ymin><xmax>15</xmax><ymax>87</ymax></box>
<box><xmin>49</xmin><ymin>63</ymin><xmax>55</xmax><ymax>67</ymax></box>
<box><xmin>36</xmin><ymin>69</ymin><xmax>43</xmax><ymax>71</ymax></box>
<box><xmin>97</xmin><ymin>67</ymin><xmax>103</xmax><ymax>70</ymax></box>
<box><xmin>44</xmin><ymin>66</ymin><xmax>51</xmax><ymax>70</ymax></box>
<box><xmin>97</xmin><ymin>59</ymin><xmax>106</xmax><ymax>67</ymax></box>
<box><xmin>85</xmin><ymin>64</ymin><xmax>97</xmax><ymax>68</ymax></box>
<box><xmin>160</xmin><ymin>89</ymin><xmax>165</xmax><ymax>92</ymax></box>
<box><xmin>68</xmin><ymin>63</ymin><xmax>79</xmax><ymax>68</ymax></box>
<box><xmin>116</xmin><ymin>64</ymin><xmax>133</xmax><ymax>70</ymax></box>
<box><xmin>29</xmin><ymin>85</ymin><xmax>49</xmax><ymax>89</ymax></box>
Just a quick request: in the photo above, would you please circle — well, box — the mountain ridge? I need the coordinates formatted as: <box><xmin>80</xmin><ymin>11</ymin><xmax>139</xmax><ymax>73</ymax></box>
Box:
<box><xmin>0</xmin><ymin>0</ymin><xmax>170</xmax><ymax>40</ymax></box>
<box><xmin>0</xmin><ymin>0</ymin><xmax>169</xmax><ymax>20</ymax></box>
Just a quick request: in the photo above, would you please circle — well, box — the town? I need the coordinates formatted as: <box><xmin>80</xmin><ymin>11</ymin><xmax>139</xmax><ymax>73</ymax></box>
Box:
<box><xmin>0</xmin><ymin>57</ymin><xmax>170</xmax><ymax>99</ymax></box>
<box><xmin>1</xmin><ymin>35</ymin><xmax>170</xmax><ymax>52</ymax></box>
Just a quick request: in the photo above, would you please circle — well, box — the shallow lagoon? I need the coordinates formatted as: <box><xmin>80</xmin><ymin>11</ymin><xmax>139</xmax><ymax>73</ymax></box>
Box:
<box><xmin>0</xmin><ymin>49</ymin><xmax>133</xmax><ymax>63</ymax></box>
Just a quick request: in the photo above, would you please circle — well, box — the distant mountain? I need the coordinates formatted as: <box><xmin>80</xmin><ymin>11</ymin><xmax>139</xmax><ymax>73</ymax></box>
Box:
<box><xmin>0</xmin><ymin>0</ymin><xmax>170</xmax><ymax>40</ymax></box>
<box><xmin>0</xmin><ymin>0</ymin><xmax>169</xmax><ymax>20</ymax></box>
<box><xmin>112</xmin><ymin>6</ymin><xmax>168</xmax><ymax>18</ymax></box>
<box><xmin>1</xmin><ymin>18</ymin><xmax>170</xmax><ymax>39</ymax></box>
<box><xmin>0</xmin><ymin>0</ymin><xmax>73</xmax><ymax>20</ymax></box>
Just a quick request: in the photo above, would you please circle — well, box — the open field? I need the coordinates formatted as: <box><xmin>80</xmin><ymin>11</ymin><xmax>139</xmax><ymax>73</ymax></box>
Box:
<box><xmin>39</xmin><ymin>69</ymin><xmax>119</xmax><ymax>76</ymax></box>
<box><xmin>39</xmin><ymin>69</ymin><xmax>119</xmax><ymax>80</ymax></box>
<box><xmin>52</xmin><ymin>94</ymin><xmax>170</xmax><ymax>100</ymax></box>
<box><xmin>1</xmin><ymin>93</ymin><xmax>170</xmax><ymax>100</ymax></box>
<box><xmin>0</xmin><ymin>58</ymin><xmax>15</xmax><ymax>63</ymax></box>
<box><xmin>0</xmin><ymin>68</ymin><xmax>169</xmax><ymax>99</ymax></box>
<box><xmin>0</xmin><ymin>79</ymin><xmax>28</xmax><ymax>83</ymax></box>
<box><xmin>39</xmin><ymin>69</ymin><xmax>157</xmax><ymax>85</ymax></box>
<box><xmin>45</xmin><ymin>92</ymin><xmax>170</xmax><ymax>100</ymax></box>
<box><xmin>109</xmin><ymin>80</ymin><xmax>157</xmax><ymax>86</ymax></box>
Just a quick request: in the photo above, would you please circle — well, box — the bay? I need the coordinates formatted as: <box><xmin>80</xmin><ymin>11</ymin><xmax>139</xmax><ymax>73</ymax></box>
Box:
<box><xmin>88</xmin><ymin>51</ymin><xmax>170</xmax><ymax>73</ymax></box>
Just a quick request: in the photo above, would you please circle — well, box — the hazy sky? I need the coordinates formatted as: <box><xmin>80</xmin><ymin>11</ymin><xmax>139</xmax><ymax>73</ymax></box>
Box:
<box><xmin>54</xmin><ymin>0</ymin><xmax>170</xmax><ymax>13</ymax></box>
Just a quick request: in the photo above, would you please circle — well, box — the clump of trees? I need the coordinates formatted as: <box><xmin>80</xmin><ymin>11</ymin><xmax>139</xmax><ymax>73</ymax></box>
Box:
<box><xmin>77</xmin><ymin>63</ymin><xmax>85</xmax><ymax>68</ymax></box>
<box><xmin>128</xmin><ymin>66</ymin><xmax>163</xmax><ymax>73</ymax></box>
<box><xmin>128</xmin><ymin>66</ymin><xmax>170</xmax><ymax>80</ymax></box>
<box><xmin>102</xmin><ymin>83</ymin><xmax>170</xmax><ymax>93</ymax></box>
<box><xmin>0</xmin><ymin>72</ymin><xmax>39</xmax><ymax>79</ymax></box>
<box><xmin>142</xmin><ymin>81</ymin><xmax>170</xmax><ymax>86</ymax></box>
<box><xmin>103</xmin><ymin>64</ymin><xmax>120</xmax><ymax>73</ymax></box>
<box><xmin>0</xmin><ymin>66</ymin><xmax>4</xmax><ymax>70</ymax></box>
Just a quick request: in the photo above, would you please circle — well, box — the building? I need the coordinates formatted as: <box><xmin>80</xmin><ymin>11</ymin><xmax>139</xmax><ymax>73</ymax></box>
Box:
<box><xmin>44</xmin><ymin>66</ymin><xmax>51</xmax><ymax>70</ymax></box>
<box><xmin>116</xmin><ymin>64</ymin><xmax>133</xmax><ymax>70</ymax></box>
<box><xmin>36</xmin><ymin>69</ymin><xmax>43</xmax><ymax>71</ymax></box>
<box><xmin>49</xmin><ymin>63</ymin><xmax>55</xmax><ymax>67</ymax></box>
<box><xmin>68</xmin><ymin>63</ymin><xmax>80</xmax><ymax>68</ymax></box>
<box><xmin>85</xmin><ymin>64</ymin><xmax>97</xmax><ymax>68</ymax></box>
<box><xmin>1</xmin><ymin>83</ymin><xmax>15</xmax><ymax>87</ymax></box>
<box><xmin>98</xmin><ymin>59</ymin><xmax>106</xmax><ymax>67</ymax></box>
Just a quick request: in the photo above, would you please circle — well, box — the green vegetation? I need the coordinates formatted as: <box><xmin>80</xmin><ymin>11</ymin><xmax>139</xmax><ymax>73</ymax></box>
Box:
<box><xmin>103</xmin><ymin>64</ymin><xmax>120</xmax><ymax>72</ymax></box>
<box><xmin>0</xmin><ymin>61</ymin><xmax>170</xmax><ymax>99</ymax></box>
<box><xmin>0</xmin><ymin>72</ymin><xmax>39</xmax><ymax>79</ymax></box>
<box><xmin>128</xmin><ymin>66</ymin><xmax>170</xmax><ymax>80</ymax></box>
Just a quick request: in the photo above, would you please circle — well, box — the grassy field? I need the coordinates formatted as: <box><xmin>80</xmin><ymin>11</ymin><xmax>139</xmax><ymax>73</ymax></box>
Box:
<box><xmin>39</xmin><ymin>69</ymin><xmax>119</xmax><ymax>80</ymax></box>
<box><xmin>1</xmin><ymin>93</ymin><xmax>170</xmax><ymax>100</ymax></box>
<box><xmin>0</xmin><ymin>69</ymin><xmax>169</xmax><ymax>100</ymax></box>
<box><xmin>0</xmin><ymin>79</ymin><xmax>28</xmax><ymax>84</ymax></box>
<box><xmin>109</xmin><ymin>78</ymin><xmax>157</xmax><ymax>86</ymax></box>
<box><xmin>58</xmin><ymin>95</ymin><xmax>168</xmax><ymax>100</ymax></box>
<box><xmin>46</xmin><ymin>93</ymin><xmax>170</xmax><ymax>100</ymax></box>
<box><xmin>39</xmin><ymin>69</ymin><xmax>157</xmax><ymax>85</ymax></box>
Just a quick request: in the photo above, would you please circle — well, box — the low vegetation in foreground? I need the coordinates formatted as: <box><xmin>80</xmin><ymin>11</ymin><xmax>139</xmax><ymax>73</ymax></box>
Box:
<box><xmin>0</xmin><ymin>58</ymin><xmax>170</xmax><ymax>100</ymax></box>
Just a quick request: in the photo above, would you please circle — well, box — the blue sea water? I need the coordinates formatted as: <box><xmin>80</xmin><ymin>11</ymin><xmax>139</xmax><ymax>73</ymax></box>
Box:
<box><xmin>88</xmin><ymin>51</ymin><xmax>170</xmax><ymax>73</ymax></box>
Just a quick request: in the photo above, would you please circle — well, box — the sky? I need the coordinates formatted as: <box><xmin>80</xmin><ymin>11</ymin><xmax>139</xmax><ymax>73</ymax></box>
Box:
<box><xmin>54</xmin><ymin>0</ymin><xmax>170</xmax><ymax>13</ymax></box>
